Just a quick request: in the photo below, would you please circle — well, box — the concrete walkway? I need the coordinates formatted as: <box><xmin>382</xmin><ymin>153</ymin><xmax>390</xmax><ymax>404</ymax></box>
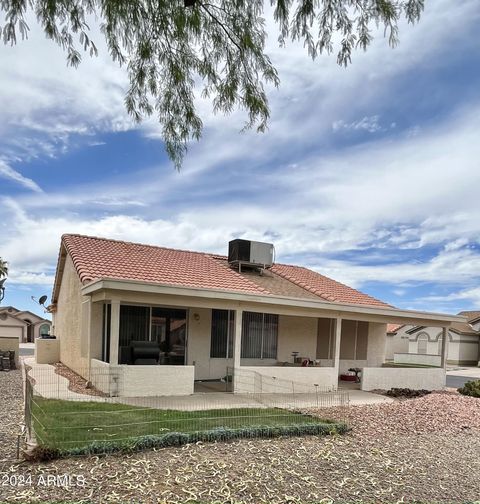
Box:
<box><xmin>24</xmin><ymin>357</ymin><xmax>392</xmax><ymax>409</ymax></box>
<box><xmin>115</xmin><ymin>389</ymin><xmax>392</xmax><ymax>411</ymax></box>
<box><xmin>24</xmin><ymin>357</ymin><xmax>105</xmax><ymax>402</ymax></box>
<box><xmin>447</xmin><ymin>366</ymin><xmax>480</xmax><ymax>378</ymax></box>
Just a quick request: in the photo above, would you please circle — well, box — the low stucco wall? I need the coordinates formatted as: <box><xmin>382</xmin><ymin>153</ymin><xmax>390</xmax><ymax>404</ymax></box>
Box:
<box><xmin>0</xmin><ymin>337</ymin><xmax>19</xmax><ymax>367</ymax></box>
<box><xmin>361</xmin><ymin>367</ymin><xmax>445</xmax><ymax>391</ymax></box>
<box><xmin>394</xmin><ymin>352</ymin><xmax>441</xmax><ymax>366</ymax></box>
<box><xmin>35</xmin><ymin>339</ymin><xmax>60</xmax><ymax>364</ymax></box>
<box><xmin>90</xmin><ymin>359</ymin><xmax>194</xmax><ymax>397</ymax></box>
<box><xmin>234</xmin><ymin>366</ymin><xmax>337</xmax><ymax>393</ymax></box>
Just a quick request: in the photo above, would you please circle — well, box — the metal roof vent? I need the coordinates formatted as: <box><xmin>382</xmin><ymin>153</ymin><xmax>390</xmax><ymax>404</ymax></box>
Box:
<box><xmin>228</xmin><ymin>239</ymin><xmax>274</xmax><ymax>272</ymax></box>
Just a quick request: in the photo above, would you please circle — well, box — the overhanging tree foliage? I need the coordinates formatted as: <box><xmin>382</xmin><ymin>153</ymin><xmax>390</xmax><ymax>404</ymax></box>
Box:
<box><xmin>0</xmin><ymin>257</ymin><xmax>8</xmax><ymax>278</ymax></box>
<box><xmin>1</xmin><ymin>1</ymin><xmax>424</xmax><ymax>168</ymax></box>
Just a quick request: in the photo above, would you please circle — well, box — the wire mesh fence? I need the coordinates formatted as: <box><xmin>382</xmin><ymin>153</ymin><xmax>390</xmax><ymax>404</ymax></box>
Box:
<box><xmin>24</xmin><ymin>363</ymin><xmax>349</xmax><ymax>458</ymax></box>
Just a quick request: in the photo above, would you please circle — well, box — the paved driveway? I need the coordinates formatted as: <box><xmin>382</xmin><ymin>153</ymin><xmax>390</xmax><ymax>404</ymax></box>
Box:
<box><xmin>446</xmin><ymin>375</ymin><xmax>478</xmax><ymax>388</ymax></box>
<box><xmin>19</xmin><ymin>343</ymin><xmax>34</xmax><ymax>356</ymax></box>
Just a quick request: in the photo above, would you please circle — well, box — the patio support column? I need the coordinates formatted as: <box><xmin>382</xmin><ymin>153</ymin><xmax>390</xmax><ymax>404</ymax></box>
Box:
<box><xmin>110</xmin><ymin>300</ymin><xmax>120</xmax><ymax>365</ymax></box>
<box><xmin>440</xmin><ymin>326</ymin><xmax>449</xmax><ymax>369</ymax></box>
<box><xmin>333</xmin><ymin>317</ymin><xmax>342</xmax><ymax>390</ymax></box>
<box><xmin>232</xmin><ymin>308</ymin><xmax>243</xmax><ymax>393</ymax></box>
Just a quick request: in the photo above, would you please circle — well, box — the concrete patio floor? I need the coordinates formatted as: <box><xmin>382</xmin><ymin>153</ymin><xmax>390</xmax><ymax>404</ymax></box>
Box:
<box><xmin>117</xmin><ymin>389</ymin><xmax>392</xmax><ymax>410</ymax></box>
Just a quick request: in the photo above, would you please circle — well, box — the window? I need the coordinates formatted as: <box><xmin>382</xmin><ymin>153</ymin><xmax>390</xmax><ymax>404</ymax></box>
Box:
<box><xmin>417</xmin><ymin>333</ymin><xmax>428</xmax><ymax>354</ymax></box>
<box><xmin>39</xmin><ymin>323</ymin><xmax>50</xmax><ymax>336</ymax></box>
<box><xmin>210</xmin><ymin>310</ymin><xmax>235</xmax><ymax>358</ymax></box>
<box><xmin>241</xmin><ymin>312</ymin><xmax>278</xmax><ymax>359</ymax></box>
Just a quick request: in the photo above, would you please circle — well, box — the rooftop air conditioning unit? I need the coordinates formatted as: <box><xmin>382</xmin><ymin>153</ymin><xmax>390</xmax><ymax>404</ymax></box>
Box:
<box><xmin>228</xmin><ymin>239</ymin><xmax>274</xmax><ymax>270</ymax></box>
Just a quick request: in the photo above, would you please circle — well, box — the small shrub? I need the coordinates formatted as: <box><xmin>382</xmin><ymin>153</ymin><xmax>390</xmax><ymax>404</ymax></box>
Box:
<box><xmin>36</xmin><ymin>422</ymin><xmax>348</xmax><ymax>460</ymax></box>
<box><xmin>386</xmin><ymin>388</ymin><xmax>431</xmax><ymax>399</ymax></box>
<box><xmin>458</xmin><ymin>379</ymin><xmax>480</xmax><ymax>398</ymax></box>
<box><xmin>25</xmin><ymin>445</ymin><xmax>60</xmax><ymax>462</ymax></box>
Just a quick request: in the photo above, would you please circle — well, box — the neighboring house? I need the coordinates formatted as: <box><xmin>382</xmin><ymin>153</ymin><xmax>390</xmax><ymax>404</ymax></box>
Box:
<box><xmin>0</xmin><ymin>306</ymin><xmax>51</xmax><ymax>343</ymax></box>
<box><xmin>50</xmin><ymin>234</ymin><xmax>464</xmax><ymax>396</ymax></box>
<box><xmin>406</xmin><ymin>311</ymin><xmax>480</xmax><ymax>366</ymax></box>
<box><xmin>385</xmin><ymin>324</ymin><xmax>408</xmax><ymax>361</ymax></box>
<box><xmin>393</xmin><ymin>311</ymin><xmax>480</xmax><ymax>366</ymax></box>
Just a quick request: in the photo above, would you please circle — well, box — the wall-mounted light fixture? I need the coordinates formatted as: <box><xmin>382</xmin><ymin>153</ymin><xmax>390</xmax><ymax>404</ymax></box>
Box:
<box><xmin>193</xmin><ymin>313</ymin><xmax>200</xmax><ymax>321</ymax></box>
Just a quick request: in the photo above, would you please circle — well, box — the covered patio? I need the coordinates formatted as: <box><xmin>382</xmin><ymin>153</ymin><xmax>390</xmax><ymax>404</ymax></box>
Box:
<box><xmin>77</xmin><ymin>279</ymin><xmax>463</xmax><ymax>397</ymax></box>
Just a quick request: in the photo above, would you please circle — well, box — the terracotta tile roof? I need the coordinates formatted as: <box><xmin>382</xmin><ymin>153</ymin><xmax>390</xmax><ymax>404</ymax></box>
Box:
<box><xmin>271</xmin><ymin>263</ymin><xmax>391</xmax><ymax>307</ymax></box>
<box><xmin>458</xmin><ymin>311</ymin><xmax>480</xmax><ymax>323</ymax></box>
<box><xmin>62</xmin><ymin>235</ymin><xmax>267</xmax><ymax>295</ymax></box>
<box><xmin>449</xmin><ymin>311</ymin><xmax>480</xmax><ymax>335</ymax></box>
<box><xmin>59</xmin><ymin>234</ymin><xmax>391</xmax><ymax>307</ymax></box>
<box><xmin>387</xmin><ymin>323</ymin><xmax>404</xmax><ymax>333</ymax></box>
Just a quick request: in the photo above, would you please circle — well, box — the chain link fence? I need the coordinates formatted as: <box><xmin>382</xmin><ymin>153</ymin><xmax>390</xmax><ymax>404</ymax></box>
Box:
<box><xmin>24</xmin><ymin>364</ymin><xmax>349</xmax><ymax>458</ymax></box>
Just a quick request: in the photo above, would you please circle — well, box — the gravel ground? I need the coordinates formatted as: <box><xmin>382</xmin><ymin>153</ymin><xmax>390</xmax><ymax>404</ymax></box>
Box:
<box><xmin>0</xmin><ymin>370</ymin><xmax>24</xmax><ymax>465</ymax></box>
<box><xmin>1</xmin><ymin>373</ymin><xmax>480</xmax><ymax>503</ymax></box>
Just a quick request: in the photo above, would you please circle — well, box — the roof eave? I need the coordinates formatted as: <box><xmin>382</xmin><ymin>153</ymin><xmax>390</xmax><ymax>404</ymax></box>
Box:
<box><xmin>51</xmin><ymin>241</ymin><xmax>68</xmax><ymax>304</ymax></box>
<box><xmin>81</xmin><ymin>277</ymin><xmax>465</xmax><ymax>326</ymax></box>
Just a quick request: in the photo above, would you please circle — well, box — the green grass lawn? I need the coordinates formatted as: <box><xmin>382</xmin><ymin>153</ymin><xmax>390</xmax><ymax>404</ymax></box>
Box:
<box><xmin>32</xmin><ymin>398</ymin><xmax>338</xmax><ymax>452</ymax></box>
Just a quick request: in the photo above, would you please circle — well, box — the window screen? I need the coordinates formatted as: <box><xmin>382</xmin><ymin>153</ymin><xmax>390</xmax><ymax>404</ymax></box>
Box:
<box><xmin>210</xmin><ymin>309</ymin><xmax>234</xmax><ymax>358</ymax></box>
<box><xmin>241</xmin><ymin>312</ymin><xmax>278</xmax><ymax>359</ymax></box>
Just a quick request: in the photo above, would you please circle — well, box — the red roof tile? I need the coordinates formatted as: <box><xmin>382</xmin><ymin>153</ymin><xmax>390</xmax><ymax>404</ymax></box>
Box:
<box><xmin>271</xmin><ymin>263</ymin><xmax>391</xmax><ymax>307</ymax></box>
<box><xmin>62</xmin><ymin>235</ymin><xmax>267</xmax><ymax>295</ymax></box>
<box><xmin>58</xmin><ymin>234</ymin><xmax>390</xmax><ymax>307</ymax></box>
<box><xmin>387</xmin><ymin>323</ymin><xmax>404</xmax><ymax>333</ymax></box>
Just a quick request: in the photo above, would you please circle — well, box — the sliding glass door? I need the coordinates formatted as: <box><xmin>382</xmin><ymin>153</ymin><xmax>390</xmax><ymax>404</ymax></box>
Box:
<box><xmin>151</xmin><ymin>308</ymin><xmax>187</xmax><ymax>365</ymax></box>
<box><xmin>117</xmin><ymin>304</ymin><xmax>187</xmax><ymax>365</ymax></box>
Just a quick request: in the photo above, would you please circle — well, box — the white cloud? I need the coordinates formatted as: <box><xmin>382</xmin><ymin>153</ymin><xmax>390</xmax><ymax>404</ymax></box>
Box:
<box><xmin>332</xmin><ymin>115</ymin><xmax>387</xmax><ymax>133</ymax></box>
<box><xmin>0</xmin><ymin>159</ymin><xmax>42</xmax><ymax>192</ymax></box>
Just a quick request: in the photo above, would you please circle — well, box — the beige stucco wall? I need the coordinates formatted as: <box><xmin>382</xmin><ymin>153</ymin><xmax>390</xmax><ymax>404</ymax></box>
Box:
<box><xmin>35</xmin><ymin>338</ymin><xmax>60</xmax><ymax>364</ymax></box>
<box><xmin>186</xmin><ymin>308</ymin><xmax>231</xmax><ymax>380</ymax></box>
<box><xmin>89</xmin><ymin>302</ymin><xmax>104</xmax><ymax>362</ymax></box>
<box><xmin>53</xmin><ymin>254</ymin><xmax>87</xmax><ymax>376</ymax></box>
<box><xmin>277</xmin><ymin>315</ymin><xmax>317</xmax><ymax>361</ymax></box>
<box><xmin>90</xmin><ymin>359</ymin><xmax>194</xmax><ymax>396</ymax></box>
<box><xmin>394</xmin><ymin>353</ymin><xmax>441</xmax><ymax>366</ymax></box>
<box><xmin>366</xmin><ymin>322</ymin><xmax>387</xmax><ymax>366</ymax></box>
<box><xmin>362</xmin><ymin>367</ymin><xmax>445</xmax><ymax>391</ymax></box>
<box><xmin>385</xmin><ymin>330</ymin><xmax>410</xmax><ymax>360</ymax></box>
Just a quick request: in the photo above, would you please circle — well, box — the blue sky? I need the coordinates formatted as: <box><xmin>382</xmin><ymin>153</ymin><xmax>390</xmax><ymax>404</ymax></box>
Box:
<box><xmin>1</xmin><ymin>0</ymin><xmax>480</xmax><ymax>318</ymax></box>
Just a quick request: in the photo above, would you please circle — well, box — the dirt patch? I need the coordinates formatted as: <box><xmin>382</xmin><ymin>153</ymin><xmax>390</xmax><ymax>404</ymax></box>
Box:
<box><xmin>54</xmin><ymin>363</ymin><xmax>108</xmax><ymax>397</ymax></box>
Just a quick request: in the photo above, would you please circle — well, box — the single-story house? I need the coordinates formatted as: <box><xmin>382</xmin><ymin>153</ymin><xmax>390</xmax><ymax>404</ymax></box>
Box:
<box><xmin>390</xmin><ymin>311</ymin><xmax>480</xmax><ymax>367</ymax></box>
<box><xmin>50</xmin><ymin>234</ymin><xmax>465</xmax><ymax>396</ymax></box>
<box><xmin>0</xmin><ymin>306</ymin><xmax>51</xmax><ymax>343</ymax></box>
